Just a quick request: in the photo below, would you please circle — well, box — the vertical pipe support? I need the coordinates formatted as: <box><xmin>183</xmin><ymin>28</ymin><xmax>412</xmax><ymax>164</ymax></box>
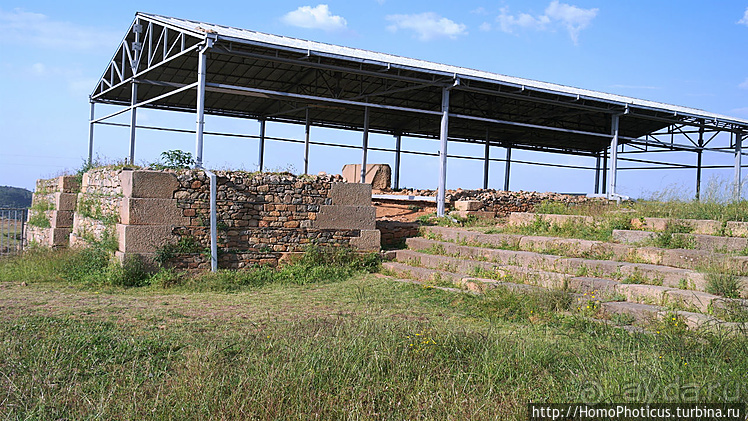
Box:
<box><xmin>594</xmin><ymin>153</ymin><xmax>601</xmax><ymax>195</ymax></box>
<box><xmin>88</xmin><ymin>100</ymin><xmax>95</xmax><ymax>165</ymax></box>
<box><xmin>602</xmin><ymin>151</ymin><xmax>608</xmax><ymax>195</ymax></box>
<box><xmin>360</xmin><ymin>107</ymin><xmax>370</xmax><ymax>184</ymax></box>
<box><xmin>129</xmin><ymin>82</ymin><xmax>138</xmax><ymax>165</ymax></box>
<box><xmin>393</xmin><ymin>132</ymin><xmax>402</xmax><ymax>190</ymax></box>
<box><xmin>304</xmin><ymin>108</ymin><xmax>310</xmax><ymax>175</ymax></box>
<box><xmin>436</xmin><ymin>87</ymin><xmax>450</xmax><ymax>217</ymax></box>
<box><xmin>696</xmin><ymin>125</ymin><xmax>704</xmax><ymax>200</ymax></box>
<box><xmin>483</xmin><ymin>131</ymin><xmax>490</xmax><ymax>190</ymax></box>
<box><xmin>194</xmin><ymin>36</ymin><xmax>214</xmax><ymax>168</ymax></box>
<box><xmin>258</xmin><ymin>118</ymin><xmax>266</xmax><ymax>172</ymax></box>
<box><xmin>608</xmin><ymin>114</ymin><xmax>620</xmax><ymax>200</ymax></box>
<box><xmin>735</xmin><ymin>131</ymin><xmax>744</xmax><ymax>201</ymax></box>
<box><xmin>503</xmin><ymin>145</ymin><xmax>512</xmax><ymax>192</ymax></box>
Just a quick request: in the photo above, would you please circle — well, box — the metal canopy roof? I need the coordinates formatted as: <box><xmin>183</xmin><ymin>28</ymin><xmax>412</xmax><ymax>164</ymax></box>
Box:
<box><xmin>91</xmin><ymin>12</ymin><xmax>748</xmax><ymax>160</ymax></box>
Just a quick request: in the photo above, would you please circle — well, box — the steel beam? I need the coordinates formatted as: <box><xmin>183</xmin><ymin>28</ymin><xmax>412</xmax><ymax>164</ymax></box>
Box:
<box><xmin>602</xmin><ymin>149</ymin><xmax>608</xmax><ymax>195</ymax></box>
<box><xmin>696</xmin><ymin>125</ymin><xmax>704</xmax><ymax>200</ymax></box>
<box><xmin>504</xmin><ymin>145</ymin><xmax>512</xmax><ymax>191</ymax></box>
<box><xmin>129</xmin><ymin>81</ymin><xmax>138</xmax><ymax>165</ymax></box>
<box><xmin>88</xmin><ymin>101</ymin><xmax>95</xmax><ymax>165</ymax></box>
<box><xmin>607</xmin><ymin>114</ymin><xmax>620</xmax><ymax>199</ymax></box>
<box><xmin>394</xmin><ymin>133</ymin><xmax>402</xmax><ymax>190</ymax></box>
<box><xmin>258</xmin><ymin>118</ymin><xmax>266</xmax><ymax>172</ymax></box>
<box><xmin>360</xmin><ymin>107</ymin><xmax>370</xmax><ymax>183</ymax></box>
<box><xmin>483</xmin><ymin>132</ymin><xmax>490</xmax><ymax>190</ymax></box>
<box><xmin>437</xmin><ymin>88</ymin><xmax>450</xmax><ymax>217</ymax></box>
<box><xmin>304</xmin><ymin>108</ymin><xmax>310</xmax><ymax>175</ymax></box>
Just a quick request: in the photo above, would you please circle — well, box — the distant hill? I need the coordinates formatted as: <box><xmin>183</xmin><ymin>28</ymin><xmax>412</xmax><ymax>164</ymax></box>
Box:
<box><xmin>0</xmin><ymin>186</ymin><xmax>32</xmax><ymax>208</ymax></box>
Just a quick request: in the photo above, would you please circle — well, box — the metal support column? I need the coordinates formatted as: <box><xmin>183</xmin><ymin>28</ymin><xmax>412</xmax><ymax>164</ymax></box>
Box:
<box><xmin>602</xmin><ymin>151</ymin><xmax>608</xmax><ymax>195</ymax></box>
<box><xmin>195</xmin><ymin>35</ymin><xmax>215</xmax><ymax>168</ymax></box>
<box><xmin>735</xmin><ymin>132</ymin><xmax>744</xmax><ymax>200</ymax></box>
<box><xmin>360</xmin><ymin>107</ymin><xmax>369</xmax><ymax>183</ymax></box>
<box><xmin>607</xmin><ymin>114</ymin><xmax>620</xmax><ymax>199</ymax></box>
<box><xmin>304</xmin><ymin>108</ymin><xmax>310</xmax><ymax>175</ymax></box>
<box><xmin>696</xmin><ymin>125</ymin><xmax>704</xmax><ymax>200</ymax></box>
<box><xmin>393</xmin><ymin>132</ymin><xmax>402</xmax><ymax>190</ymax></box>
<box><xmin>436</xmin><ymin>88</ymin><xmax>450</xmax><ymax>217</ymax></box>
<box><xmin>128</xmin><ymin>81</ymin><xmax>138</xmax><ymax>164</ymax></box>
<box><xmin>503</xmin><ymin>145</ymin><xmax>512</xmax><ymax>192</ymax></box>
<box><xmin>483</xmin><ymin>131</ymin><xmax>490</xmax><ymax>190</ymax></box>
<box><xmin>258</xmin><ymin>119</ymin><xmax>266</xmax><ymax>172</ymax></box>
<box><xmin>594</xmin><ymin>153</ymin><xmax>601</xmax><ymax>194</ymax></box>
<box><xmin>87</xmin><ymin>100</ymin><xmax>95</xmax><ymax>165</ymax></box>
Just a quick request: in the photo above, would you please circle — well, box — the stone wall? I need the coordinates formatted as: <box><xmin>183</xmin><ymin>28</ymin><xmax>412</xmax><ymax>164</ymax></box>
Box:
<box><xmin>28</xmin><ymin>169</ymin><xmax>381</xmax><ymax>270</ymax></box>
<box><xmin>376</xmin><ymin>220</ymin><xmax>420</xmax><ymax>248</ymax></box>
<box><xmin>166</xmin><ymin>171</ymin><xmax>379</xmax><ymax>269</ymax></box>
<box><xmin>387</xmin><ymin>188</ymin><xmax>605</xmax><ymax>217</ymax></box>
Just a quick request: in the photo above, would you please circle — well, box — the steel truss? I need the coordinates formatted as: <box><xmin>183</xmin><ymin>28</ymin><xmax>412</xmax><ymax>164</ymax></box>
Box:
<box><xmin>89</xmin><ymin>13</ymin><xmax>748</xmax><ymax>214</ymax></box>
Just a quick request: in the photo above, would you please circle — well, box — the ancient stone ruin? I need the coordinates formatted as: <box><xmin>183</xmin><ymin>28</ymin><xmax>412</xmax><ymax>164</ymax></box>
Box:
<box><xmin>26</xmin><ymin>169</ymin><xmax>380</xmax><ymax>269</ymax></box>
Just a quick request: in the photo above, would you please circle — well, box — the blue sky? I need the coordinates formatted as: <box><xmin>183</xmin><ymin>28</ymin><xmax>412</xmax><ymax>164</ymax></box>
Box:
<box><xmin>1</xmin><ymin>1</ymin><xmax>747</xmax><ymax>198</ymax></box>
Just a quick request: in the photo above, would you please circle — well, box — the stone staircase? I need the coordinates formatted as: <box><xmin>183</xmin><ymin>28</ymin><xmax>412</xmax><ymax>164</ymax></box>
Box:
<box><xmin>382</xmin><ymin>223</ymin><xmax>748</xmax><ymax>333</ymax></box>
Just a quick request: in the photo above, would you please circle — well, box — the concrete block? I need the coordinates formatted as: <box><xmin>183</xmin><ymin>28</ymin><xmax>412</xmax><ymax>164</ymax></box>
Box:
<box><xmin>313</xmin><ymin>205</ymin><xmax>376</xmax><ymax>230</ymax></box>
<box><xmin>117</xmin><ymin>224</ymin><xmax>175</xmax><ymax>253</ymax></box>
<box><xmin>57</xmin><ymin>175</ymin><xmax>80</xmax><ymax>193</ymax></box>
<box><xmin>54</xmin><ymin>193</ymin><xmax>78</xmax><ymax>211</ymax></box>
<box><xmin>350</xmin><ymin>229</ymin><xmax>381</xmax><ymax>251</ymax></box>
<box><xmin>455</xmin><ymin>200</ymin><xmax>482</xmax><ymax>211</ymax></box>
<box><xmin>49</xmin><ymin>210</ymin><xmax>74</xmax><ymax>228</ymax></box>
<box><xmin>121</xmin><ymin>170</ymin><xmax>179</xmax><ymax>199</ymax></box>
<box><xmin>330</xmin><ymin>182</ymin><xmax>372</xmax><ymax>206</ymax></box>
<box><xmin>726</xmin><ymin>221</ymin><xmax>748</xmax><ymax>237</ymax></box>
<box><xmin>341</xmin><ymin>164</ymin><xmax>392</xmax><ymax>190</ymax></box>
<box><xmin>120</xmin><ymin>198</ymin><xmax>189</xmax><ymax>225</ymax></box>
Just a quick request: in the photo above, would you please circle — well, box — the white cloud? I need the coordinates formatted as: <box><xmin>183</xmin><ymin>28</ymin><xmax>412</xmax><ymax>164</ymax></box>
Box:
<box><xmin>376</xmin><ymin>0</ymin><xmax>386</xmax><ymax>5</ymax></box>
<box><xmin>740</xmin><ymin>78</ymin><xmax>748</xmax><ymax>89</ymax></box>
<box><xmin>281</xmin><ymin>4</ymin><xmax>347</xmax><ymax>31</ymax></box>
<box><xmin>386</xmin><ymin>12</ymin><xmax>467</xmax><ymax>41</ymax></box>
<box><xmin>0</xmin><ymin>8</ymin><xmax>120</xmax><ymax>50</ymax></box>
<box><xmin>31</xmin><ymin>62</ymin><xmax>46</xmax><ymax>75</ymax></box>
<box><xmin>479</xmin><ymin>22</ymin><xmax>492</xmax><ymax>32</ymax></box>
<box><xmin>739</xmin><ymin>7</ymin><xmax>748</xmax><ymax>26</ymax></box>
<box><xmin>495</xmin><ymin>1</ymin><xmax>598</xmax><ymax>44</ymax></box>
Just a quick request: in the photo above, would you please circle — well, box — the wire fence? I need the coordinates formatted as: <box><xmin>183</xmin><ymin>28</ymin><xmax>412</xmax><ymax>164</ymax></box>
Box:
<box><xmin>0</xmin><ymin>208</ymin><xmax>27</xmax><ymax>256</ymax></box>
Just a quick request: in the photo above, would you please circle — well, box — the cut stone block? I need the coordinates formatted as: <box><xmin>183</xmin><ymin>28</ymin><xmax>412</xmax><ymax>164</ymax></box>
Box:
<box><xmin>121</xmin><ymin>170</ymin><xmax>179</xmax><ymax>199</ymax></box>
<box><xmin>50</xmin><ymin>228</ymin><xmax>72</xmax><ymax>247</ymax></box>
<box><xmin>330</xmin><ymin>182</ymin><xmax>372</xmax><ymax>206</ymax></box>
<box><xmin>664</xmin><ymin>289</ymin><xmax>719</xmax><ymax>313</ymax></box>
<box><xmin>49</xmin><ymin>210</ymin><xmax>74</xmax><ymax>228</ymax></box>
<box><xmin>616</xmin><ymin>284</ymin><xmax>671</xmax><ymax>306</ymax></box>
<box><xmin>681</xmin><ymin>234</ymin><xmax>748</xmax><ymax>252</ymax></box>
<box><xmin>601</xmin><ymin>301</ymin><xmax>663</xmax><ymax>324</ymax></box>
<box><xmin>120</xmin><ymin>198</ymin><xmax>189</xmax><ymax>225</ymax></box>
<box><xmin>612</xmin><ymin>229</ymin><xmax>654</xmax><ymax>244</ymax></box>
<box><xmin>455</xmin><ymin>200</ymin><xmax>482</xmax><ymax>211</ymax></box>
<box><xmin>350</xmin><ymin>229</ymin><xmax>380</xmax><ymax>251</ymax></box>
<box><xmin>114</xmin><ymin>251</ymin><xmax>160</xmax><ymax>272</ymax></box>
<box><xmin>508</xmin><ymin>212</ymin><xmax>536</xmax><ymax>226</ymax></box>
<box><xmin>568</xmin><ymin>277</ymin><xmax>619</xmax><ymax>297</ymax></box>
<box><xmin>54</xmin><ymin>193</ymin><xmax>78</xmax><ymax>211</ymax></box>
<box><xmin>726</xmin><ymin>221</ymin><xmax>748</xmax><ymax>237</ymax></box>
<box><xmin>450</xmin><ymin>210</ymin><xmax>494</xmax><ymax>219</ymax></box>
<box><xmin>630</xmin><ymin>217</ymin><xmax>721</xmax><ymax>235</ymax></box>
<box><xmin>341</xmin><ymin>164</ymin><xmax>392</xmax><ymax>190</ymax></box>
<box><xmin>57</xmin><ymin>175</ymin><xmax>81</xmax><ymax>193</ymax></box>
<box><xmin>116</xmin><ymin>224</ymin><xmax>175</xmax><ymax>253</ymax></box>
<box><xmin>313</xmin><ymin>205</ymin><xmax>376</xmax><ymax>230</ymax></box>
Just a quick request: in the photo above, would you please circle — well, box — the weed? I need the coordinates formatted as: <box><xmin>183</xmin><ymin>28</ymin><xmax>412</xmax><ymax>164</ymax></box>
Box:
<box><xmin>609</xmin><ymin>312</ymin><xmax>636</xmax><ymax>326</ymax></box>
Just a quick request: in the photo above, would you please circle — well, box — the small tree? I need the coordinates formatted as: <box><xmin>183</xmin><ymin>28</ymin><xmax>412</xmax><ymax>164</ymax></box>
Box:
<box><xmin>151</xmin><ymin>150</ymin><xmax>195</xmax><ymax>170</ymax></box>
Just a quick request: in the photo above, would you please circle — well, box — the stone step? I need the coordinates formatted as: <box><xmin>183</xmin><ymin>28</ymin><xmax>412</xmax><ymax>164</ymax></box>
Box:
<box><xmin>407</xmin><ymin>237</ymin><xmax>709</xmax><ymax>292</ymax></box>
<box><xmin>421</xmin><ymin>226</ymin><xmax>748</xmax><ymax>296</ymax></box>
<box><xmin>613</xmin><ymin>229</ymin><xmax>748</xmax><ymax>253</ymax></box>
<box><xmin>600</xmin><ymin>301</ymin><xmax>663</xmax><ymax>325</ymax></box>
<box><xmin>393</xmin><ymin>249</ymin><xmax>568</xmax><ymax>289</ymax></box>
<box><xmin>381</xmin><ymin>261</ymin><xmax>533</xmax><ymax>294</ymax></box>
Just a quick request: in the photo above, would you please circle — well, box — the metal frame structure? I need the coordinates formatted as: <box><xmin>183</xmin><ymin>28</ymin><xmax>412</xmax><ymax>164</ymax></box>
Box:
<box><xmin>90</xmin><ymin>13</ymin><xmax>748</xmax><ymax>215</ymax></box>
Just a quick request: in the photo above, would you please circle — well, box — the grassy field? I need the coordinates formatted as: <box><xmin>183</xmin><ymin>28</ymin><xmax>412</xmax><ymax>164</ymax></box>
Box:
<box><xmin>1</xmin><ymin>248</ymin><xmax>747</xmax><ymax>419</ymax></box>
